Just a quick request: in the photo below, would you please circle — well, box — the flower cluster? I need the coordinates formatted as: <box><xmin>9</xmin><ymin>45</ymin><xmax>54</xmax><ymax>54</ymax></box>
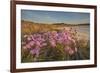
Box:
<box><xmin>22</xmin><ymin>28</ymin><xmax>78</xmax><ymax>59</ymax></box>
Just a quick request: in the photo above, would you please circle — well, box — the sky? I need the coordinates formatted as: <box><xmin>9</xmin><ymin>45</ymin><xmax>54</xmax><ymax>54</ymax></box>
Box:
<box><xmin>21</xmin><ymin>9</ymin><xmax>90</xmax><ymax>24</ymax></box>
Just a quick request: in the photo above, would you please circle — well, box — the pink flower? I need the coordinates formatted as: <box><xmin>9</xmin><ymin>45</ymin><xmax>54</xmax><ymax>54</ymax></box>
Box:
<box><xmin>64</xmin><ymin>46</ymin><xmax>75</xmax><ymax>55</ymax></box>
<box><xmin>35</xmin><ymin>41</ymin><xmax>41</xmax><ymax>47</ymax></box>
<box><xmin>30</xmin><ymin>47</ymin><xmax>40</xmax><ymax>57</ymax></box>
<box><xmin>27</xmin><ymin>37</ymin><xmax>31</xmax><ymax>41</ymax></box>
<box><xmin>50</xmin><ymin>40</ymin><xmax>56</xmax><ymax>47</ymax></box>
<box><xmin>25</xmin><ymin>44</ymin><xmax>31</xmax><ymax>49</ymax></box>
<box><xmin>68</xmin><ymin>49</ymin><xmax>74</xmax><ymax>55</ymax></box>
<box><xmin>31</xmin><ymin>35</ymin><xmax>35</xmax><ymax>40</ymax></box>
<box><xmin>22</xmin><ymin>28</ymin><xmax>78</xmax><ymax>57</ymax></box>
<box><xmin>57</xmin><ymin>38</ymin><xmax>63</xmax><ymax>44</ymax></box>
<box><xmin>29</xmin><ymin>41</ymin><xmax>35</xmax><ymax>46</ymax></box>
<box><xmin>64</xmin><ymin>46</ymin><xmax>70</xmax><ymax>52</ymax></box>
<box><xmin>30</xmin><ymin>49</ymin><xmax>36</xmax><ymax>55</ymax></box>
<box><xmin>41</xmin><ymin>38</ymin><xmax>45</xmax><ymax>42</ymax></box>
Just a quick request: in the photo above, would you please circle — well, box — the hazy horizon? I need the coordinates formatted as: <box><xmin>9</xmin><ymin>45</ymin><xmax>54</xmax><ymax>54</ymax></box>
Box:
<box><xmin>21</xmin><ymin>9</ymin><xmax>90</xmax><ymax>24</ymax></box>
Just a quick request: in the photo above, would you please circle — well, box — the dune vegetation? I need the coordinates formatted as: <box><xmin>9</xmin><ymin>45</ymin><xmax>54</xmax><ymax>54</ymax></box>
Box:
<box><xmin>21</xmin><ymin>20</ymin><xmax>90</xmax><ymax>63</ymax></box>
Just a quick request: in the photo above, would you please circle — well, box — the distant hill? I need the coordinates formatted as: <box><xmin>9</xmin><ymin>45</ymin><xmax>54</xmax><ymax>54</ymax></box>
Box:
<box><xmin>22</xmin><ymin>20</ymin><xmax>89</xmax><ymax>26</ymax></box>
<box><xmin>52</xmin><ymin>23</ymin><xmax>89</xmax><ymax>26</ymax></box>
